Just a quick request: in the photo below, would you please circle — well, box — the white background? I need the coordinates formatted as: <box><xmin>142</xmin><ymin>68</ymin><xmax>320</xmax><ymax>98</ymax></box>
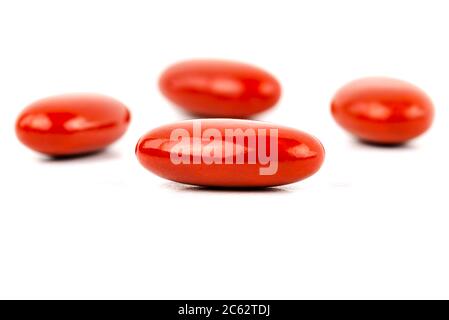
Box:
<box><xmin>0</xmin><ymin>0</ymin><xmax>448</xmax><ymax>299</ymax></box>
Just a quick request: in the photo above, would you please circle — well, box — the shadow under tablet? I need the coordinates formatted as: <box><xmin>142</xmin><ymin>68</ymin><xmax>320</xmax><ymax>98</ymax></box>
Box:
<box><xmin>164</xmin><ymin>182</ymin><xmax>292</xmax><ymax>194</ymax></box>
<box><xmin>353</xmin><ymin>139</ymin><xmax>417</xmax><ymax>150</ymax></box>
<box><xmin>38</xmin><ymin>149</ymin><xmax>121</xmax><ymax>163</ymax></box>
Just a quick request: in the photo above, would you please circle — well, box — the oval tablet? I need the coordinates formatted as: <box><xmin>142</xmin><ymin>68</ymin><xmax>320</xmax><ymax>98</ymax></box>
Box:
<box><xmin>159</xmin><ymin>59</ymin><xmax>281</xmax><ymax>118</ymax></box>
<box><xmin>136</xmin><ymin>119</ymin><xmax>324</xmax><ymax>187</ymax></box>
<box><xmin>331</xmin><ymin>77</ymin><xmax>434</xmax><ymax>144</ymax></box>
<box><xmin>16</xmin><ymin>94</ymin><xmax>131</xmax><ymax>156</ymax></box>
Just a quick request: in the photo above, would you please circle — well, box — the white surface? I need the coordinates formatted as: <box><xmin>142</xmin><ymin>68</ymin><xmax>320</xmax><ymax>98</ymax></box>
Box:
<box><xmin>0</xmin><ymin>0</ymin><xmax>448</xmax><ymax>299</ymax></box>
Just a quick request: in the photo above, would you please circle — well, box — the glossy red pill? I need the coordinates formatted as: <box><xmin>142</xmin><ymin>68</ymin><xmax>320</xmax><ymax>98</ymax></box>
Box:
<box><xmin>159</xmin><ymin>59</ymin><xmax>281</xmax><ymax>118</ymax></box>
<box><xmin>331</xmin><ymin>77</ymin><xmax>434</xmax><ymax>144</ymax></box>
<box><xmin>16</xmin><ymin>94</ymin><xmax>131</xmax><ymax>156</ymax></box>
<box><xmin>136</xmin><ymin>119</ymin><xmax>324</xmax><ymax>187</ymax></box>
